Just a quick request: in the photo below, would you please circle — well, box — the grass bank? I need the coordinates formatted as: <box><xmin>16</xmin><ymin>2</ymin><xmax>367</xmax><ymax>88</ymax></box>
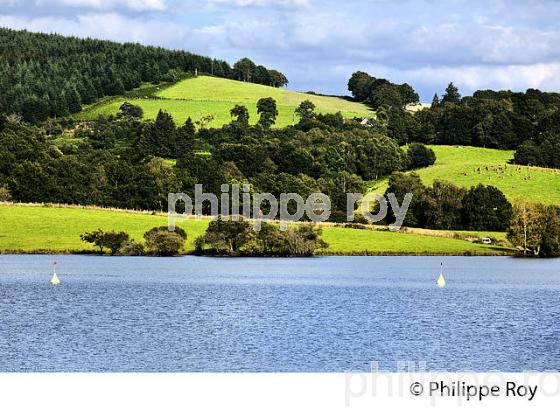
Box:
<box><xmin>0</xmin><ymin>203</ymin><xmax>512</xmax><ymax>256</ymax></box>
<box><xmin>77</xmin><ymin>76</ymin><xmax>373</xmax><ymax>128</ymax></box>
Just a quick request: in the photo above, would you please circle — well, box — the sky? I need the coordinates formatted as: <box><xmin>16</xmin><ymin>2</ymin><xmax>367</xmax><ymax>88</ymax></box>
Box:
<box><xmin>1</xmin><ymin>0</ymin><xmax>560</xmax><ymax>100</ymax></box>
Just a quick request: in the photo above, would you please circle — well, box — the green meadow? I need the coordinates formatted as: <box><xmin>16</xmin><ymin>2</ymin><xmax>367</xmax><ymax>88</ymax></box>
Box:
<box><xmin>78</xmin><ymin>76</ymin><xmax>373</xmax><ymax>128</ymax></box>
<box><xmin>370</xmin><ymin>145</ymin><xmax>560</xmax><ymax>205</ymax></box>
<box><xmin>0</xmin><ymin>204</ymin><xmax>510</xmax><ymax>255</ymax></box>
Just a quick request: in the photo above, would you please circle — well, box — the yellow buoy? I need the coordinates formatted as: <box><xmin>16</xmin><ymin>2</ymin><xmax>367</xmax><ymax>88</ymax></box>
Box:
<box><xmin>436</xmin><ymin>262</ymin><xmax>446</xmax><ymax>288</ymax></box>
<box><xmin>50</xmin><ymin>261</ymin><xmax>60</xmax><ymax>286</ymax></box>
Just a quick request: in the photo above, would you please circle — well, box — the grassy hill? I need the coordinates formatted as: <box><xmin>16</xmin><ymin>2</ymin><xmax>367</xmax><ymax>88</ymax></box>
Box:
<box><xmin>78</xmin><ymin>76</ymin><xmax>373</xmax><ymax>128</ymax></box>
<box><xmin>0</xmin><ymin>204</ymin><xmax>510</xmax><ymax>256</ymax></box>
<box><xmin>370</xmin><ymin>145</ymin><xmax>560</xmax><ymax>205</ymax></box>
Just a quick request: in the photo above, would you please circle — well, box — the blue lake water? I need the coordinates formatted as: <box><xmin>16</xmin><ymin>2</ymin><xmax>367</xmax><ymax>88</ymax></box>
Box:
<box><xmin>0</xmin><ymin>255</ymin><xmax>559</xmax><ymax>372</ymax></box>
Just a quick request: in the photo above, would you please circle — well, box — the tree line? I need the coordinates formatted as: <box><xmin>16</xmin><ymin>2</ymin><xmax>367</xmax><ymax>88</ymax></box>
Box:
<box><xmin>81</xmin><ymin>226</ymin><xmax>187</xmax><ymax>256</ymax></box>
<box><xmin>79</xmin><ymin>218</ymin><xmax>327</xmax><ymax>257</ymax></box>
<box><xmin>348</xmin><ymin>71</ymin><xmax>560</xmax><ymax>167</ymax></box>
<box><xmin>384</xmin><ymin>172</ymin><xmax>512</xmax><ymax>232</ymax></box>
<box><xmin>348</xmin><ymin>71</ymin><xmax>419</xmax><ymax>109</ymax></box>
<box><xmin>232</xmin><ymin>58</ymin><xmax>289</xmax><ymax>88</ymax></box>
<box><xmin>0</xmin><ymin>28</ymin><xmax>288</xmax><ymax>123</ymax></box>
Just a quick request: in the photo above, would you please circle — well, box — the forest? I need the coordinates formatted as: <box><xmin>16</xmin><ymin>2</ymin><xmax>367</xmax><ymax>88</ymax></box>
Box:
<box><xmin>0</xmin><ymin>28</ymin><xmax>288</xmax><ymax>122</ymax></box>
<box><xmin>0</xmin><ymin>101</ymin><xmax>416</xmax><ymax>217</ymax></box>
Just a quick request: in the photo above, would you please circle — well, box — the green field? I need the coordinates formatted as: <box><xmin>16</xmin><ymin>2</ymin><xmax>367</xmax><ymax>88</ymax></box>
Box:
<box><xmin>77</xmin><ymin>76</ymin><xmax>373</xmax><ymax>128</ymax></box>
<box><xmin>0</xmin><ymin>204</ymin><xmax>510</xmax><ymax>255</ymax></box>
<box><xmin>370</xmin><ymin>145</ymin><xmax>560</xmax><ymax>205</ymax></box>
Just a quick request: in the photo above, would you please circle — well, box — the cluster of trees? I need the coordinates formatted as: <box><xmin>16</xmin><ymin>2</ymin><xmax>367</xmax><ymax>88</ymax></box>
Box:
<box><xmin>513</xmin><ymin>132</ymin><xmax>560</xmax><ymax>168</ymax></box>
<box><xmin>0</xmin><ymin>116</ymin><xmax>181</xmax><ymax>209</ymax></box>
<box><xmin>1</xmin><ymin>95</ymin><xmax>433</xmax><ymax>219</ymax></box>
<box><xmin>412</xmin><ymin>84</ymin><xmax>560</xmax><ymax>150</ymax></box>
<box><xmin>416</xmin><ymin>84</ymin><xmax>560</xmax><ymax>151</ymax></box>
<box><xmin>174</xmin><ymin>99</ymin><xmax>424</xmax><ymax>217</ymax></box>
<box><xmin>347</xmin><ymin>71</ymin><xmax>560</xmax><ymax>155</ymax></box>
<box><xmin>508</xmin><ymin>200</ymin><xmax>560</xmax><ymax>257</ymax></box>
<box><xmin>347</xmin><ymin>71</ymin><xmax>419</xmax><ymax>109</ymax></box>
<box><xmin>81</xmin><ymin>226</ymin><xmax>187</xmax><ymax>256</ymax></box>
<box><xmin>0</xmin><ymin>28</ymin><xmax>231</xmax><ymax>121</ymax></box>
<box><xmin>195</xmin><ymin>217</ymin><xmax>327</xmax><ymax>256</ymax></box>
<box><xmin>384</xmin><ymin>173</ymin><xmax>512</xmax><ymax>231</ymax></box>
<box><xmin>231</xmin><ymin>58</ymin><xmax>288</xmax><ymax>87</ymax></box>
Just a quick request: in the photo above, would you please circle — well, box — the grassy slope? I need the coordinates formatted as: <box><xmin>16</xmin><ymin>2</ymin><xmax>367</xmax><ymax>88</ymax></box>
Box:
<box><xmin>0</xmin><ymin>204</ymin><xmax>510</xmax><ymax>255</ymax></box>
<box><xmin>370</xmin><ymin>145</ymin><xmax>560</xmax><ymax>205</ymax></box>
<box><xmin>77</xmin><ymin>76</ymin><xmax>373</xmax><ymax>128</ymax></box>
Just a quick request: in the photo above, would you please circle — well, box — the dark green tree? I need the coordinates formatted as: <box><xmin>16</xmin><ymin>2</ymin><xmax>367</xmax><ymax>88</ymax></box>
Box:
<box><xmin>118</xmin><ymin>102</ymin><xmax>144</xmax><ymax>119</ymax></box>
<box><xmin>257</xmin><ymin>97</ymin><xmax>278</xmax><ymax>129</ymax></box>
<box><xmin>295</xmin><ymin>100</ymin><xmax>316</xmax><ymax>122</ymax></box>
<box><xmin>461</xmin><ymin>184</ymin><xmax>512</xmax><ymax>231</ymax></box>
<box><xmin>442</xmin><ymin>82</ymin><xmax>462</xmax><ymax>104</ymax></box>
<box><xmin>80</xmin><ymin>229</ymin><xmax>130</xmax><ymax>255</ymax></box>
<box><xmin>232</xmin><ymin>58</ymin><xmax>257</xmax><ymax>82</ymax></box>
<box><xmin>141</xmin><ymin>110</ymin><xmax>177</xmax><ymax>157</ymax></box>
<box><xmin>384</xmin><ymin>172</ymin><xmax>426</xmax><ymax>227</ymax></box>
<box><xmin>230</xmin><ymin>105</ymin><xmax>250</xmax><ymax>127</ymax></box>
<box><xmin>407</xmin><ymin>143</ymin><xmax>436</xmax><ymax>169</ymax></box>
<box><xmin>431</xmin><ymin>93</ymin><xmax>440</xmax><ymax>108</ymax></box>
<box><xmin>348</xmin><ymin>71</ymin><xmax>374</xmax><ymax>101</ymax></box>
<box><xmin>417</xmin><ymin>180</ymin><xmax>466</xmax><ymax>229</ymax></box>
<box><xmin>195</xmin><ymin>217</ymin><xmax>255</xmax><ymax>255</ymax></box>
<box><xmin>513</xmin><ymin>140</ymin><xmax>541</xmax><ymax>166</ymax></box>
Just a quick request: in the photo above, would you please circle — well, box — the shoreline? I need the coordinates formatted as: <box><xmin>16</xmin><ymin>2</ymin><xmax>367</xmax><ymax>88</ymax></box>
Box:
<box><xmin>0</xmin><ymin>249</ymin><xmax>514</xmax><ymax>257</ymax></box>
<box><xmin>0</xmin><ymin>202</ymin><xmax>515</xmax><ymax>257</ymax></box>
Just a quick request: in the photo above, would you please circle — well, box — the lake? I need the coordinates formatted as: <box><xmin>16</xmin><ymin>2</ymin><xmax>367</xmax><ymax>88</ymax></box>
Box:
<box><xmin>0</xmin><ymin>255</ymin><xmax>559</xmax><ymax>372</ymax></box>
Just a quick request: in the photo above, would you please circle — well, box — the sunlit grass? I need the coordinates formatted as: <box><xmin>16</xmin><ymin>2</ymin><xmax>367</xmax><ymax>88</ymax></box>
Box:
<box><xmin>370</xmin><ymin>145</ymin><xmax>560</xmax><ymax>205</ymax></box>
<box><xmin>77</xmin><ymin>76</ymin><xmax>373</xmax><ymax>128</ymax></box>
<box><xmin>0</xmin><ymin>204</ymin><xmax>511</xmax><ymax>255</ymax></box>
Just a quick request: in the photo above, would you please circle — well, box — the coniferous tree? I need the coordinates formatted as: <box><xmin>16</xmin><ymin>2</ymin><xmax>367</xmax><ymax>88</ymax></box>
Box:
<box><xmin>442</xmin><ymin>82</ymin><xmax>462</xmax><ymax>104</ymax></box>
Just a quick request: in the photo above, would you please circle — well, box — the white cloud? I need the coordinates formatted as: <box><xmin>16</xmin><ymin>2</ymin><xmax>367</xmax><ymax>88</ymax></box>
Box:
<box><xmin>324</xmin><ymin>62</ymin><xmax>560</xmax><ymax>101</ymax></box>
<box><xmin>209</xmin><ymin>0</ymin><xmax>309</xmax><ymax>7</ymax></box>
<box><xmin>0</xmin><ymin>13</ymin><xmax>207</xmax><ymax>49</ymax></box>
<box><xmin>404</xmin><ymin>23</ymin><xmax>560</xmax><ymax>66</ymax></box>
<box><xmin>14</xmin><ymin>0</ymin><xmax>167</xmax><ymax>11</ymax></box>
<box><xmin>2</xmin><ymin>0</ymin><xmax>560</xmax><ymax>98</ymax></box>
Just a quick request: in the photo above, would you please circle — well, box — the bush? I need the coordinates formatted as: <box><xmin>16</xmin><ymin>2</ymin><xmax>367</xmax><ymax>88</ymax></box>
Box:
<box><xmin>117</xmin><ymin>102</ymin><xmax>144</xmax><ymax>119</ymax></box>
<box><xmin>117</xmin><ymin>239</ymin><xmax>145</xmax><ymax>256</ymax></box>
<box><xmin>59</xmin><ymin>142</ymin><xmax>79</xmax><ymax>155</ymax></box>
<box><xmin>329</xmin><ymin>210</ymin><xmax>349</xmax><ymax>223</ymax></box>
<box><xmin>144</xmin><ymin>226</ymin><xmax>186</xmax><ymax>256</ymax></box>
<box><xmin>195</xmin><ymin>217</ymin><xmax>328</xmax><ymax>256</ymax></box>
<box><xmin>161</xmin><ymin>68</ymin><xmax>186</xmax><ymax>83</ymax></box>
<box><xmin>343</xmin><ymin>223</ymin><xmax>368</xmax><ymax>230</ymax></box>
<box><xmin>0</xmin><ymin>185</ymin><xmax>11</xmax><ymax>201</ymax></box>
<box><xmin>407</xmin><ymin>143</ymin><xmax>436</xmax><ymax>169</ymax></box>
<box><xmin>353</xmin><ymin>213</ymin><xmax>370</xmax><ymax>225</ymax></box>
<box><xmin>284</xmin><ymin>224</ymin><xmax>328</xmax><ymax>256</ymax></box>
